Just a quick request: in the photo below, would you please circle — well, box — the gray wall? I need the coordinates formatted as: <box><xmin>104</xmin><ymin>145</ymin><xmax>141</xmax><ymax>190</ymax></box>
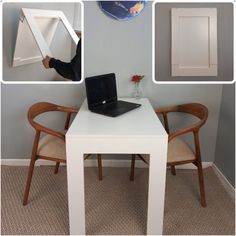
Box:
<box><xmin>214</xmin><ymin>84</ymin><xmax>235</xmax><ymax>187</ymax></box>
<box><xmin>3</xmin><ymin>2</ymin><xmax>78</xmax><ymax>81</ymax></box>
<box><xmin>1</xmin><ymin>84</ymin><xmax>223</xmax><ymax>163</ymax></box>
<box><xmin>73</xmin><ymin>3</ymin><xmax>82</xmax><ymax>31</ymax></box>
<box><xmin>155</xmin><ymin>3</ymin><xmax>233</xmax><ymax>82</ymax></box>
<box><xmin>84</xmin><ymin>1</ymin><xmax>152</xmax><ymax>96</ymax></box>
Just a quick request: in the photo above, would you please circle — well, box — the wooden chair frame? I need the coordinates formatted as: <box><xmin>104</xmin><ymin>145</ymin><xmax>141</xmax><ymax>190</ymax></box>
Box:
<box><xmin>130</xmin><ymin>103</ymin><xmax>208</xmax><ymax>207</ymax></box>
<box><xmin>23</xmin><ymin>102</ymin><xmax>102</xmax><ymax>205</ymax></box>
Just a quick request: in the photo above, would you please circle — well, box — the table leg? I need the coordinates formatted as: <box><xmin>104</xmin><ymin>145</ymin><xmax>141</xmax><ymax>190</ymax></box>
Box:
<box><xmin>66</xmin><ymin>138</ymin><xmax>85</xmax><ymax>235</ymax></box>
<box><xmin>146</xmin><ymin>139</ymin><xmax>168</xmax><ymax>235</ymax></box>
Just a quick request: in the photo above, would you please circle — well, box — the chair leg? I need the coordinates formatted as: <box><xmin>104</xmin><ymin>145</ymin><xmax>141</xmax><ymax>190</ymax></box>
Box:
<box><xmin>194</xmin><ymin>132</ymin><xmax>207</xmax><ymax>207</ymax></box>
<box><xmin>171</xmin><ymin>165</ymin><xmax>176</xmax><ymax>175</ymax></box>
<box><xmin>54</xmin><ymin>162</ymin><xmax>60</xmax><ymax>174</ymax></box>
<box><xmin>197</xmin><ymin>162</ymin><xmax>207</xmax><ymax>207</ymax></box>
<box><xmin>130</xmin><ymin>154</ymin><xmax>136</xmax><ymax>181</ymax></box>
<box><xmin>97</xmin><ymin>154</ymin><xmax>103</xmax><ymax>181</ymax></box>
<box><xmin>23</xmin><ymin>157</ymin><xmax>37</xmax><ymax>206</ymax></box>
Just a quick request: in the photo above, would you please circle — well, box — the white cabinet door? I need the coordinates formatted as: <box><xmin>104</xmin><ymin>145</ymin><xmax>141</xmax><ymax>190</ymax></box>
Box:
<box><xmin>13</xmin><ymin>8</ymin><xmax>79</xmax><ymax>67</ymax></box>
<box><xmin>171</xmin><ymin>8</ymin><xmax>217</xmax><ymax>76</ymax></box>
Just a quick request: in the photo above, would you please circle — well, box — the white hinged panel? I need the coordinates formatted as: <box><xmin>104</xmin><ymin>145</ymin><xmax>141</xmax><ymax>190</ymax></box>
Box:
<box><xmin>171</xmin><ymin>8</ymin><xmax>217</xmax><ymax>76</ymax></box>
<box><xmin>13</xmin><ymin>8</ymin><xmax>79</xmax><ymax>67</ymax></box>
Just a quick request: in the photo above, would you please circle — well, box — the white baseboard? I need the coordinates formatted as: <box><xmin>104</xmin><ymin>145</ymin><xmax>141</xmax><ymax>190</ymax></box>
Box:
<box><xmin>1</xmin><ymin>158</ymin><xmax>212</xmax><ymax>169</ymax></box>
<box><xmin>212</xmin><ymin>164</ymin><xmax>235</xmax><ymax>201</ymax></box>
<box><xmin>174</xmin><ymin>162</ymin><xmax>213</xmax><ymax>169</ymax></box>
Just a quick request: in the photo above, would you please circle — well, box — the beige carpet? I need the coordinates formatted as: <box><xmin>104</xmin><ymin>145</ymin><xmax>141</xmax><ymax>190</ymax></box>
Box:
<box><xmin>1</xmin><ymin>166</ymin><xmax>235</xmax><ymax>235</ymax></box>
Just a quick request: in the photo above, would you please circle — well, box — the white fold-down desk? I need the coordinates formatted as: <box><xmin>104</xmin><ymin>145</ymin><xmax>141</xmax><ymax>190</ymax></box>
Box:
<box><xmin>66</xmin><ymin>98</ymin><xmax>168</xmax><ymax>235</ymax></box>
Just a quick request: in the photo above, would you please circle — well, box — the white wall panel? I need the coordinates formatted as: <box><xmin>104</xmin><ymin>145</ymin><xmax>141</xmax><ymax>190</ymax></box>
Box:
<box><xmin>171</xmin><ymin>8</ymin><xmax>217</xmax><ymax>76</ymax></box>
<box><xmin>13</xmin><ymin>8</ymin><xmax>79</xmax><ymax>67</ymax></box>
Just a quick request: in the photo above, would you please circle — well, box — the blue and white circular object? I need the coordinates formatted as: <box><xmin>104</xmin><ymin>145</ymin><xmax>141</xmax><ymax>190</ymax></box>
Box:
<box><xmin>98</xmin><ymin>1</ymin><xmax>147</xmax><ymax>21</ymax></box>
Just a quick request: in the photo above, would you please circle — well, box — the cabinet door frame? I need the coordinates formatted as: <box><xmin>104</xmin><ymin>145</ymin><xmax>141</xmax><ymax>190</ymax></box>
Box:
<box><xmin>13</xmin><ymin>8</ymin><xmax>79</xmax><ymax>67</ymax></box>
<box><xmin>171</xmin><ymin>8</ymin><xmax>217</xmax><ymax>76</ymax></box>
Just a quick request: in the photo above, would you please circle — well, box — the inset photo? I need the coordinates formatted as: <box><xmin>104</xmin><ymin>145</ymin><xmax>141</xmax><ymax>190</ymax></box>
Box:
<box><xmin>2</xmin><ymin>1</ymin><xmax>83</xmax><ymax>82</ymax></box>
<box><xmin>154</xmin><ymin>1</ymin><xmax>234</xmax><ymax>82</ymax></box>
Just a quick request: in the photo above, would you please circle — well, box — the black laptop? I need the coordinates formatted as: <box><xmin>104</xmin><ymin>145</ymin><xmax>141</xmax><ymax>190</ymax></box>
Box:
<box><xmin>85</xmin><ymin>73</ymin><xmax>141</xmax><ymax>117</ymax></box>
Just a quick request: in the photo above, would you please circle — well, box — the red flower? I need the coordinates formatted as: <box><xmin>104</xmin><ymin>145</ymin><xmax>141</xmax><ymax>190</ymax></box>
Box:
<box><xmin>131</xmin><ymin>75</ymin><xmax>144</xmax><ymax>83</ymax></box>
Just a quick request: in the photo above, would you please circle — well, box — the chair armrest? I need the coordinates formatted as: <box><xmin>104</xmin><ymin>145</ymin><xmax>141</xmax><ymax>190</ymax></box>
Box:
<box><xmin>168</xmin><ymin>121</ymin><xmax>202</xmax><ymax>142</ymax></box>
<box><xmin>155</xmin><ymin>105</ymin><xmax>179</xmax><ymax>115</ymax></box>
<box><xmin>31</xmin><ymin>121</ymin><xmax>65</xmax><ymax>141</ymax></box>
<box><xmin>28</xmin><ymin>103</ymin><xmax>79</xmax><ymax>137</ymax></box>
<box><xmin>155</xmin><ymin>106</ymin><xmax>178</xmax><ymax>134</ymax></box>
<box><xmin>57</xmin><ymin>106</ymin><xmax>79</xmax><ymax>130</ymax></box>
<box><xmin>57</xmin><ymin>105</ymin><xmax>79</xmax><ymax>114</ymax></box>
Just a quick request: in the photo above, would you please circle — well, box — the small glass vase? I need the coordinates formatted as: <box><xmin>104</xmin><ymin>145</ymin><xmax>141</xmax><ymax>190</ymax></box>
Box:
<box><xmin>132</xmin><ymin>82</ymin><xmax>142</xmax><ymax>99</ymax></box>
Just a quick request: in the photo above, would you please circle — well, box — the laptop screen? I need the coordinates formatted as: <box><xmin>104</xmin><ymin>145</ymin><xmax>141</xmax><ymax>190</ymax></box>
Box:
<box><xmin>85</xmin><ymin>73</ymin><xmax>118</xmax><ymax>109</ymax></box>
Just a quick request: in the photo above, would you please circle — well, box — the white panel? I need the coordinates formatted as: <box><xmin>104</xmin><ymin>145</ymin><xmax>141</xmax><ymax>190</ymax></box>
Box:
<box><xmin>171</xmin><ymin>8</ymin><xmax>217</xmax><ymax>76</ymax></box>
<box><xmin>13</xmin><ymin>15</ymin><xmax>59</xmax><ymax>67</ymax></box>
<box><xmin>13</xmin><ymin>16</ymin><xmax>42</xmax><ymax>66</ymax></box>
<box><xmin>172</xmin><ymin>65</ymin><xmax>217</xmax><ymax>76</ymax></box>
<box><xmin>179</xmin><ymin>16</ymin><xmax>209</xmax><ymax>67</ymax></box>
<box><xmin>209</xmin><ymin>8</ymin><xmax>218</xmax><ymax>65</ymax></box>
<box><xmin>12</xmin><ymin>8</ymin><xmax>79</xmax><ymax>67</ymax></box>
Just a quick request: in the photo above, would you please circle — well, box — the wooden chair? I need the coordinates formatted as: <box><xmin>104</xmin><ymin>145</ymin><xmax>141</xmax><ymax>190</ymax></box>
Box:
<box><xmin>23</xmin><ymin>102</ymin><xmax>103</xmax><ymax>206</ymax></box>
<box><xmin>130</xmin><ymin>103</ymin><xmax>208</xmax><ymax>207</ymax></box>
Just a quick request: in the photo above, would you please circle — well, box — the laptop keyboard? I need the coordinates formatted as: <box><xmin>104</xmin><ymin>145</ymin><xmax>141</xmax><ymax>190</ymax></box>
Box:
<box><xmin>101</xmin><ymin>102</ymin><xmax>121</xmax><ymax>110</ymax></box>
<box><xmin>92</xmin><ymin>101</ymin><xmax>141</xmax><ymax>117</ymax></box>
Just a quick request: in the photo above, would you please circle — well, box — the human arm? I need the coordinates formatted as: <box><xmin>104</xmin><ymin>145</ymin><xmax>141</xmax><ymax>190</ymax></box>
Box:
<box><xmin>41</xmin><ymin>40</ymin><xmax>81</xmax><ymax>81</ymax></box>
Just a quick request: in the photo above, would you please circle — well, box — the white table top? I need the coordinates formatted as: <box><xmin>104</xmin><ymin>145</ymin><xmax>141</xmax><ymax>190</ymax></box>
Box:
<box><xmin>66</xmin><ymin>98</ymin><xmax>167</xmax><ymax>138</ymax></box>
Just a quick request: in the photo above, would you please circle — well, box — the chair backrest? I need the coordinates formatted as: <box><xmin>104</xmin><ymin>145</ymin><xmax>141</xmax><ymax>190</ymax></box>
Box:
<box><xmin>28</xmin><ymin>101</ymin><xmax>79</xmax><ymax>133</ymax></box>
<box><xmin>156</xmin><ymin>103</ymin><xmax>208</xmax><ymax>135</ymax></box>
<box><xmin>28</xmin><ymin>102</ymin><xmax>62</xmax><ymax>126</ymax></box>
<box><xmin>176</xmin><ymin>103</ymin><xmax>208</xmax><ymax>128</ymax></box>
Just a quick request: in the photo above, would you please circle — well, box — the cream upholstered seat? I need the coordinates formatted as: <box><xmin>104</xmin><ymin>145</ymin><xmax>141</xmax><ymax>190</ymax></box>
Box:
<box><xmin>130</xmin><ymin>103</ymin><xmax>208</xmax><ymax>207</ymax></box>
<box><xmin>37</xmin><ymin>134</ymin><xmax>92</xmax><ymax>161</ymax></box>
<box><xmin>168</xmin><ymin>138</ymin><xmax>195</xmax><ymax>163</ymax></box>
<box><xmin>139</xmin><ymin>138</ymin><xmax>195</xmax><ymax>164</ymax></box>
<box><xmin>38</xmin><ymin>134</ymin><xmax>66</xmax><ymax>160</ymax></box>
